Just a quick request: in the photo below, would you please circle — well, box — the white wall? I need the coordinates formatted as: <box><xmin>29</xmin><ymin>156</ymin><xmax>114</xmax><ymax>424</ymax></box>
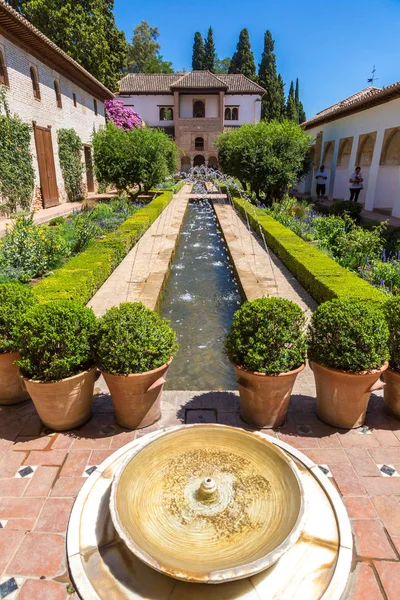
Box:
<box><xmin>224</xmin><ymin>94</ymin><xmax>261</xmax><ymax>125</ymax></box>
<box><xmin>0</xmin><ymin>34</ymin><xmax>105</xmax><ymax>204</ymax></box>
<box><xmin>120</xmin><ymin>94</ymin><xmax>174</xmax><ymax>126</ymax></box>
<box><xmin>179</xmin><ymin>94</ymin><xmax>219</xmax><ymax>118</ymax></box>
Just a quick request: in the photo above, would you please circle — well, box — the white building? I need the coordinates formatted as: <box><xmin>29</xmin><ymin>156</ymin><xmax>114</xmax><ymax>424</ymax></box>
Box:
<box><xmin>298</xmin><ymin>84</ymin><xmax>400</xmax><ymax>218</ymax></box>
<box><xmin>116</xmin><ymin>71</ymin><xmax>265</xmax><ymax>171</ymax></box>
<box><xmin>0</xmin><ymin>0</ymin><xmax>113</xmax><ymax>209</ymax></box>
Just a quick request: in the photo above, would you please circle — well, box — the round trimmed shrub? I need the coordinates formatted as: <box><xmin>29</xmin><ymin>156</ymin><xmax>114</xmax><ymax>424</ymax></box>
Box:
<box><xmin>15</xmin><ymin>300</ymin><xmax>97</xmax><ymax>381</ymax></box>
<box><xmin>330</xmin><ymin>199</ymin><xmax>362</xmax><ymax>220</ymax></box>
<box><xmin>308</xmin><ymin>299</ymin><xmax>389</xmax><ymax>372</ymax></box>
<box><xmin>225</xmin><ymin>297</ymin><xmax>307</xmax><ymax>374</ymax></box>
<box><xmin>0</xmin><ymin>283</ymin><xmax>37</xmax><ymax>352</ymax></box>
<box><xmin>385</xmin><ymin>297</ymin><xmax>400</xmax><ymax>372</ymax></box>
<box><xmin>95</xmin><ymin>302</ymin><xmax>178</xmax><ymax>375</ymax></box>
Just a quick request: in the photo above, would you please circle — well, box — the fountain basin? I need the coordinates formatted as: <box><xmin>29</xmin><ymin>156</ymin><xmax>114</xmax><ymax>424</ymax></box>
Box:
<box><xmin>110</xmin><ymin>425</ymin><xmax>305</xmax><ymax>583</ymax></box>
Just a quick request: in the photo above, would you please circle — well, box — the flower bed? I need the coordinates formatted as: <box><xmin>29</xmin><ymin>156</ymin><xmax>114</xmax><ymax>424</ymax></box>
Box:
<box><xmin>233</xmin><ymin>196</ymin><xmax>386</xmax><ymax>304</ymax></box>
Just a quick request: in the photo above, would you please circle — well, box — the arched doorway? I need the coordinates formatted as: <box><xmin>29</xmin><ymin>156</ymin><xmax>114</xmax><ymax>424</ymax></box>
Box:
<box><xmin>193</xmin><ymin>155</ymin><xmax>205</xmax><ymax>167</ymax></box>
<box><xmin>193</xmin><ymin>101</ymin><xmax>205</xmax><ymax>118</ymax></box>
<box><xmin>181</xmin><ymin>156</ymin><xmax>191</xmax><ymax>174</ymax></box>
<box><xmin>208</xmin><ymin>156</ymin><xmax>218</xmax><ymax>170</ymax></box>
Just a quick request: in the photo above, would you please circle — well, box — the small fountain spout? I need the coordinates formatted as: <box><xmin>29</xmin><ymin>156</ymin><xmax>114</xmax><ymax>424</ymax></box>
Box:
<box><xmin>198</xmin><ymin>477</ymin><xmax>218</xmax><ymax>503</ymax></box>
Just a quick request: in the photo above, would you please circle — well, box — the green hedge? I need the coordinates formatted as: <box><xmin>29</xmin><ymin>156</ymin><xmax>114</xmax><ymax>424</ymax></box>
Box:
<box><xmin>33</xmin><ymin>191</ymin><xmax>173</xmax><ymax>304</ymax></box>
<box><xmin>233</xmin><ymin>196</ymin><xmax>386</xmax><ymax>304</ymax></box>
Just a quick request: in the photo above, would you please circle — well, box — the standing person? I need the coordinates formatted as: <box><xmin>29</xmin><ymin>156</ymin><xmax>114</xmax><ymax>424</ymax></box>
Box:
<box><xmin>315</xmin><ymin>165</ymin><xmax>328</xmax><ymax>200</ymax></box>
<box><xmin>349</xmin><ymin>166</ymin><xmax>363</xmax><ymax>202</ymax></box>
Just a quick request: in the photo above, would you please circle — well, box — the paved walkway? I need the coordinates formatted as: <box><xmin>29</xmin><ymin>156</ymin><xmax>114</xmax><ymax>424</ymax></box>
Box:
<box><xmin>88</xmin><ymin>185</ymin><xmax>191</xmax><ymax>315</ymax></box>
<box><xmin>0</xmin><ymin>202</ymin><xmax>81</xmax><ymax>237</ymax></box>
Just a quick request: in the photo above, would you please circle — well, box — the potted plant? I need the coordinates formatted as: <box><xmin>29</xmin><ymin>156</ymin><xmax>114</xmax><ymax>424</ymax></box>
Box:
<box><xmin>382</xmin><ymin>297</ymin><xmax>400</xmax><ymax>419</ymax></box>
<box><xmin>0</xmin><ymin>283</ymin><xmax>37</xmax><ymax>404</ymax></box>
<box><xmin>95</xmin><ymin>302</ymin><xmax>178</xmax><ymax>429</ymax></box>
<box><xmin>308</xmin><ymin>299</ymin><xmax>389</xmax><ymax>429</ymax></box>
<box><xmin>225</xmin><ymin>297</ymin><xmax>307</xmax><ymax>428</ymax></box>
<box><xmin>15</xmin><ymin>300</ymin><xmax>98</xmax><ymax>430</ymax></box>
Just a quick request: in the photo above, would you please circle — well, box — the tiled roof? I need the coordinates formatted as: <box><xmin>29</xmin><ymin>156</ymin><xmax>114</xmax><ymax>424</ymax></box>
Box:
<box><xmin>118</xmin><ymin>71</ymin><xmax>265</xmax><ymax>95</ymax></box>
<box><xmin>0</xmin><ymin>0</ymin><xmax>113</xmax><ymax>99</ymax></box>
<box><xmin>303</xmin><ymin>85</ymin><xmax>400</xmax><ymax>129</ymax></box>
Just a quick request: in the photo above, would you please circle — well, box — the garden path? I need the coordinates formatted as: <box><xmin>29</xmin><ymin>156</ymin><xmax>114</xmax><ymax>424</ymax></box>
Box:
<box><xmin>0</xmin><ymin>202</ymin><xmax>82</xmax><ymax>238</ymax></box>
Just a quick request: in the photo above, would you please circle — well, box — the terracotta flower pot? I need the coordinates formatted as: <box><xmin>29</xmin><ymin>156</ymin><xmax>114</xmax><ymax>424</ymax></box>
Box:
<box><xmin>232</xmin><ymin>363</ymin><xmax>305</xmax><ymax>428</ymax></box>
<box><xmin>101</xmin><ymin>359</ymin><xmax>172</xmax><ymax>429</ymax></box>
<box><xmin>310</xmin><ymin>360</ymin><xmax>388</xmax><ymax>429</ymax></box>
<box><xmin>21</xmin><ymin>367</ymin><xmax>97</xmax><ymax>431</ymax></box>
<box><xmin>382</xmin><ymin>368</ymin><xmax>400</xmax><ymax>420</ymax></box>
<box><xmin>0</xmin><ymin>351</ymin><xmax>30</xmax><ymax>405</ymax></box>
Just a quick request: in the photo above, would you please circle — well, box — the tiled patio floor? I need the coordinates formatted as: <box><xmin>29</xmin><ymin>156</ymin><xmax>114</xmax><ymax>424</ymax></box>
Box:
<box><xmin>0</xmin><ymin>372</ymin><xmax>399</xmax><ymax>599</ymax></box>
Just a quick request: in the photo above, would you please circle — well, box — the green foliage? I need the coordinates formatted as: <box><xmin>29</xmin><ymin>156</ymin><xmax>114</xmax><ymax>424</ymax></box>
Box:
<box><xmin>225</xmin><ymin>297</ymin><xmax>307</xmax><ymax>374</ymax></box>
<box><xmin>192</xmin><ymin>31</ymin><xmax>206</xmax><ymax>70</ymax></box>
<box><xmin>286</xmin><ymin>81</ymin><xmax>298</xmax><ymax>123</ymax></box>
<box><xmin>308</xmin><ymin>299</ymin><xmax>389</xmax><ymax>372</ymax></box>
<box><xmin>33</xmin><ymin>191</ymin><xmax>173</xmax><ymax>304</ymax></box>
<box><xmin>385</xmin><ymin>297</ymin><xmax>400</xmax><ymax>371</ymax></box>
<box><xmin>10</xmin><ymin>0</ymin><xmax>126</xmax><ymax>90</ymax></box>
<box><xmin>229</xmin><ymin>28</ymin><xmax>256</xmax><ymax>78</ymax></box>
<box><xmin>58</xmin><ymin>129</ymin><xmax>84</xmax><ymax>202</ymax></box>
<box><xmin>363</xmin><ymin>260</ymin><xmax>400</xmax><ymax>295</ymax></box>
<box><xmin>203</xmin><ymin>27</ymin><xmax>216</xmax><ymax>72</ymax></box>
<box><xmin>331</xmin><ymin>220</ymin><xmax>386</xmax><ymax>270</ymax></box>
<box><xmin>0</xmin><ymin>283</ymin><xmax>37</xmax><ymax>352</ymax></box>
<box><xmin>15</xmin><ymin>300</ymin><xmax>97</xmax><ymax>381</ymax></box>
<box><xmin>48</xmin><ymin>216</ymin><xmax>66</xmax><ymax>227</ymax></box>
<box><xmin>214</xmin><ymin>57</ymin><xmax>231</xmax><ymax>74</ymax></box>
<box><xmin>126</xmin><ymin>20</ymin><xmax>173</xmax><ymax>73</ymax></box>
<box><xmin>0</xmin><ymin>90</ymin><xmax>34</xmax><ymax>214</ymax></box>
<box><xmin>95</xmin><ymin>302</ymin><xmax>178</xmax><ymax>374</ymax></box>
<box><xmin>216</xmin><ymin>120</ymin><xmax>310</xmax><ymax>202</ymax></box>
<box><xmin>330</xmin><ymin>199</ymin><xmax>362</xmax><ymax>220</ymax></box>
<box><xmin>92</xmin><ymin>123</ymin><xmax>178</xmax><ymax>194</ymax></box>
<box><xmin>295</xmin><ymin>79</ymin><xmax>306</xmax><ymax>124</ymax></box>
<box><xmin>233</xmin><ymin>196</ymin><xmax>387</xmax><ymax>304</ymax></box>
<box><xmin>67</xmin><ymin>212</ymin><xmax>102</xmax><ymax>253</ymax></box>
<box><xmin>258</xmin><ymin>31</ymin><xmax>285</xmax><ymax>121</ymax></box>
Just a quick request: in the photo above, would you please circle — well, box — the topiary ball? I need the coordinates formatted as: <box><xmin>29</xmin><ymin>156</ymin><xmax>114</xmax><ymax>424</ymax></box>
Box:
<box><xmin>225</xmin><ymin>297</ymin><xmax>307</xmax><ymax>374</ymax></box>
<box><xmin>15</xmin><ymin>300</ymin><xmax>97</xmax><ymax>381</ymax></box>
<box><xmin>385</xmin><ymin>297</ymin><xmax>400</xmax><ymax>373</ymax></box>
<box><xmin>308</xmin><ymin>299</ymin><xmax>389</xmax><ymax>372</ymax></box>
<box><xmin>95</xmin><ymin>302</ymin><xmax>178</xmax><ymax>375</ymax></box>
<box><xmin>0</xmin><ymin>283</ymin><xmax>38</xmax><ymax>353</ymax></box>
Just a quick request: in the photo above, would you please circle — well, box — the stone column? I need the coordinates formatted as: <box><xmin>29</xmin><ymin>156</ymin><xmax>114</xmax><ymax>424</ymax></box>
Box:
<box><xmin>219</xmin><ymin>91</ymin><xmax>225</xmax><ymax>121</ymax></box>
<box><xmin>328</xmin><ymin>140</ymin><xmax>339</xmax><ymax>200</ymax></box>
<box><xmin>364</xmin><ymin>128</ymin><xmax>385</xmax><ymax>211</ymax></box>
<box><xmin>392</xmin><ymin>170</ymin><xmax>400</xmax><ymax>218</ymax></box>
<box><xmin>311</xmin><ymin>131</ymin><xmax>324</xmax><ymax>199</ymax></box>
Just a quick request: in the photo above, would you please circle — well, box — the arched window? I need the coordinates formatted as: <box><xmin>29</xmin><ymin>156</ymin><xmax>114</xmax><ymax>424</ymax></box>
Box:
<box><xmin>93</xmin><ymin>99</ymin><xmax>98</xmax><ymax>116</ymax></box>
<box><xmin>0</xmin><ymin>50</ymin><xmax>9</xmax><ymax>87</ymax></box>
<box><xmin>193</xmin><ymin>154</ymin><xmax>205</xmax><ymax>167</ymax></box>
<box><xmin>225</xmin><ymin>107</ymin><xmax>231</xmax><ymax>120</ymax></box>
<box><xmin>195</xmin><ymin>137</ymin><xmax>204</xmax><ymax>151</ymax></box>
<box><xmin>160</xmin><ymin>107</ymin><xmax>173</xmax><ymax>121</ymax></box>
<box><xmin>30</xmin><ymin>66</ymin><xmax>40</xmax><ymax>100</ymax></box>
<box><xmin>54</xmin><ymin>80</ymin><xmax>62</xmax><ymax>108</ymax></box>
<box><xmin>193</xmin><ymin>100</ymin><xmax>205</xmax><ymax>118</ymax></box>
<box><xmin>232</xmin><ymin>107</ymin><xmax>239</xmax><ymax>121</ymax></box>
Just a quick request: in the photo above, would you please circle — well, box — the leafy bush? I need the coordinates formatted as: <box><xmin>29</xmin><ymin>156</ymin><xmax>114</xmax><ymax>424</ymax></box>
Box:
<box><xmin>68</xmin><ymin>212</ymin><xmax>102</xmax><ymax>253</ymax></box>
<box><xmin>331</xmin><ymin>221</ymin><xmax>386</xmax><ymax>270</ymax></box>
<box><xmin>15</xmin><ymin>301</ymin><xmax>97</xmax><ymax>381</ymax></box>
<box><xmin>225</xmin><ymin>297</ymin><xmax>307</xmax><ymax>374</ymax></box>
<box><xmin>58</xmin><ymin>129</ymin><xmax>84</xmax><ymax>202</ymax></box>
<box><xmin>330</xmin><ymin>200</ymin><xmax>362</xmax><ymax>220</ymax></box>
<box><xmin>308</xmin><ymin>299</ymin><xmax>389</xmax><ymax>372</ymax></box>
<box><xmin>385</xmin><ymin>297</ymin><xmax>400</xmax><ymax>372</ymax></box>
<box><xmin>48</xmin><ymin>216</ymin><xmax>66</xmax><ymax>227</ymax></box>
<box><xmin>0</xmin><ymin>283</ymin><xmax>37</xmax><ymax>352</ymax></box>
<box><xmin>95</xmin><ymin>302</ymin><xmax>178</xmax><ymax>374</ymax></box>
<box><xmin>362</xmin><ymin>259</ymin><xmax>400</xmax><ymax>295</ymax></box>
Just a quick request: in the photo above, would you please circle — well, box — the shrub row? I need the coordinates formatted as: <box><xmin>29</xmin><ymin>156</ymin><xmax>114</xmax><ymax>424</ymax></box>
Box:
<box><xmin>233</xmin><ymin>196</ymin><xmax>386</xmax><ymax>304</ymax></box>
<box><xmin>33</xmin><ymin>191</ymin><xmax>174</xmax><ymax>305</ymax></box>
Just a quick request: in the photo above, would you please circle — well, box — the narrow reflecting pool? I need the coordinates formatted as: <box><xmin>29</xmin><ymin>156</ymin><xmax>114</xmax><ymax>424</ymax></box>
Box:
<box><xmin>160</xmin><ymin>198</ymin><xmax>241</xmax><ymax>390</ymax></box>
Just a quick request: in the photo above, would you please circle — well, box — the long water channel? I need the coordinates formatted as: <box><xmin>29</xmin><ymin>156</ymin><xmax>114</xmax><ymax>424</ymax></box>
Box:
<box><xmin>160</xmin><ymin>192</ymin><xmax>242</xmax><ymax>390</ymax></box>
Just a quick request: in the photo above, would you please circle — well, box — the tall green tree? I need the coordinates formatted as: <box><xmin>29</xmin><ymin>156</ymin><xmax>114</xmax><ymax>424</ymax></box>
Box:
<box><xmin>203</xmin><ymin>27</ymin><xmax>216</xmax><ymax>72</ymax></box>
<box><xmin>8</xmin><ymin>0</ymin><xmax>126</xmax><ymax>91</ymax></box>
<box><xmin>126</xmin><ymin>21</ymin><xmax>173</xmax><ymax>73</ymax></box>
<box><xmin>192</xmin><ymin>32</ymin><xmax>206</xmax><ymax>70</ymax></box>
<box><xmin>214</xmin><ymin>57</ymin><xmax>231</xmax><ymax>74</ymax></box>
<box><xmin>258</xmin><ymin>30</ymin><xmax>282</xmax><ymax>121</ymax></box>
<box><xmin>228</xmin><ymin>28</ymin><xmax>256</xmax><ymax>79</ymax></box>
<box><xmin>295</xmin><ymin>78</ymin><xmax>307</xmax><ymax>124</ymax></box>
<box><xmin>277</xmin><ymin>74</ymin><xmax>286</xmax><ymax>120</ymax></box>
<box><xmin>286</xmin><ymin>81</ymin><xmax>298</xmax><ymax>123</ymax></box>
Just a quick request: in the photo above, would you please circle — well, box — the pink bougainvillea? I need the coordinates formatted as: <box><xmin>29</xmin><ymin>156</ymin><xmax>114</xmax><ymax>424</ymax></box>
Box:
<box><xmin>104</xmin><ymin>99</ymin><xmax>143</xmax><ymax>130</ymax></box>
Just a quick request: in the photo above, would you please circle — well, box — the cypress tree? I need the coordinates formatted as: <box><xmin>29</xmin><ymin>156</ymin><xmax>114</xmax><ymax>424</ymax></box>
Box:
<box><xmin>286</xmin><ymin>80</ymin><xmax>298</xmax><ymax>122</ymax></box>
<box><xmin>192</xmin><ymin>31</ymin><xmax>206</xmax><ymax>70</ymax></box>
<box><xmin>228</xmin><ymin>28</ymin><xmax>256</xmax><ymax>79</ymax></box>
<box><xmin>295</xmin><ymin>78</ymin><xmax>307</xmax><ymax>124</ymax></box>
<box><xmin>258</xmin><ymin>30</ymin><xmax>282</xmax><ymax>121</ymax></box>
<box><xmin>203</xmin><ymin>27</ymin><xmax>216</xmax><ymax>72</ymax></box>
<box><xmin>277</xmin><ymin>74</ymin><xmax>286</xmax><ymax>120</ymax></box>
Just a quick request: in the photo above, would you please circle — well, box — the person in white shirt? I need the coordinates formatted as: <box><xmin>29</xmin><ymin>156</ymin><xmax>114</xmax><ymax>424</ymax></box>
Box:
<box><xmin>315</xmin><ymin>165</ymin><xmax>328</xmax><ymax>200</ymax></box>
<box><xmin>349</xmin><ymin>166</ymin><xmax>363</xmax><ymax>202</ymax></box>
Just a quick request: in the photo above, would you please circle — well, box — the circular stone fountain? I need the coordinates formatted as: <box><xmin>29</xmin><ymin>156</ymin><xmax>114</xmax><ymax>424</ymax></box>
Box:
<box><xmin>67</xmin><ymin>425</ymin><xmax>353</xmax><ymax>599</ymax></box>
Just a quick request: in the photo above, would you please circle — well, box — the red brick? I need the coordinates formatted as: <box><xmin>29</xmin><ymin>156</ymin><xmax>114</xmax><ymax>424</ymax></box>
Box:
<box><xmin>391</xmin><ymin>536</ymin><xmax>400</xmax><ymax>554</ymax></box>
<box><xmin>0</xmin><ymin>478</ymin><xmax>29</xmax><ymax>497</ymax></box>
<box><xmin>330</xmin><ymin>464</ymin><xmax>366</xmax><ymax>496</ymax></box>
<box><xmin>26</xmin><ymin>450</ymin><xmax>67</xmax><ymax>466</ymax></box>
<box><xmin>90</xmin><ymin>449</ymin><xmax>114</xmax><ymax>465</ymax></box>
<box><xmin>5</xmin><ymin>518</ymin><xmax>36</xmax><ymax>531</ymax></box>
<box><xmin>18</xmin><ymin>579</ymin><xmax>67</xmax><ymax>600</ymax></box>
<box><xmin>0</xmin><ymin>451</ymin><xmax>27</xmax><ymax>478</ymax></box>
<box><xmin>369</xmin><ymin>448</ymin><xmax>400</xmax><ymax>463</ymax></box>
<box><xmin>35</xmin><ymin>498</ymin><xmax>74</xmax><ymax>533</ymax></box>
<box><xmin>350</xmin><ymin>562</ymin><xmax>384</xmax><ymax>600</ymax></box>
<box><xmin>361</xmin><ymin>476</ymin><xmax>400</xmax><ymax>496</ymax></box>
<box><xmin>318</xmin><ymin>434</ymin><xmax>342</xmax><ymax>448</ymax></box>
<box><xmin>0</xmin><ymin>497</ymin><xmax>44</xmax><ymax>520</ymax></box>
<box><xmin>346</xmin><ymin>448</ymin><xmax>380</xmax><ymax>477</ymax></box>
<box><xmin>338</xmin><ymin>433</ymin><xmax>380</xmax><ymax>448</ymax></box>
<box><xmin>0</xmin><ymin>529</ymin><xmax>24</xmax><ymax>574</ymax></box>
<box><xmin>13</xmin><ymin>436</ymin><xmax>52</xmax><ymax>451</ymax></box>
<box><xmin>374</xmin><ymin>561</ymin><xmax>400</xmax><ymax>600</ymax></box>
<box><xmin>371</xmin><ymin>496</ymin><xmax>400</xmax><ymax>537</ymax></box>
<box><xmin>8</xmin><ymin>532</ymin><xmax>64</xmax><ymax>576</ymax></box>
<box><xmin>51</xmin><ymin>477</ymin><xmax>84</xmax><ymax>497</ymax></box>
<box><xmin>373</xmin><ymin>429</ymin><xmax>400</xmax><ymax>447</ymax></box>
<box><xmin>277</xmin><ymin>433</ymin><xmax>320</xmax><ymax>449</ymax></box>
<box><xmin>59</xmin><ymin>449</ymin><xmax>90</xmax><ymax>477</ymax></box>
<box><xmin>24</xmin><ymin>466</ymin><xmax>59</xmax><ymax>497</ymax></box>
<box><xmin>110</xmin><ymin>431</ymin><xmax>136</xmax><ymax>449</ymax></box>
<box><xmin>353</xmin><ymin>519</ymin><xmax>396</xmax><ymax>559</ymax></box>
<box><xmin>304</xmin><ymin>448</ymin><xmax>349</xmax><ymax>465</ymax></box>
<box><xmin>72</xmin><ymin>436</ymin><xmax>111</xmax><ymax>449</ymax></box>
<box><xmin>51</xmin><ymin>434</ymin><xmax>74</xmax><ymax>450</ymax></box>
<box><xmin>343</xmin><ymin>496</ymin><xmax>378</xmax><ymax>519</ymax></box>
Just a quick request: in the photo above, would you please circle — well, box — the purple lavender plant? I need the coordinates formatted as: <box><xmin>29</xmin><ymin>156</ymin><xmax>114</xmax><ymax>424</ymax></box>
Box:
<box><xmin>104</xmin><ymin>99</ymin><xmax>143</xmax><ymax>130</ymax></box>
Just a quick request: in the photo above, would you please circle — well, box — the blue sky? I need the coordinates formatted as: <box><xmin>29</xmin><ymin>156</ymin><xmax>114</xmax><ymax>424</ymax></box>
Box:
<box><xmin>114</xmin><ymin>0</ymin><xmax>400</xmax><ymax>119</ymax></box>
